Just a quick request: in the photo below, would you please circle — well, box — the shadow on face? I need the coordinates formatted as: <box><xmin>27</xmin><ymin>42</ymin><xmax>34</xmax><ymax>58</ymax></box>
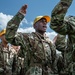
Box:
<box><xmin>33</xmin><ymin>18</ymin><xmax>47</xmax><ymax>33</ymax></box>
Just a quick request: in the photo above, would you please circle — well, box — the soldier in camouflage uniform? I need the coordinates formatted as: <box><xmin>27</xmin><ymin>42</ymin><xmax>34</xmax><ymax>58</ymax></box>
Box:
<box><xmin>5</xmin><ymin>4</ymin><xmax>58</xmax><ymax>75</ymax></box>
<box><xmin>10</xmin><ymin>45</ymin><xmax>25</xmax><ymax>75</ymax></box>
<box><xmin>50</xmin><ymin>0</ymin><xmax>75</xmax><ymax>74</ymax></box>
<box><xmin>0</xmin><ymin>29</ymin><xmax>18</xmax><ymax>75</ymax></box>
<box><xmin>12</xmin><ymin>45</ymin><xmax>25</xmax><ymax>75</ymax></box>
<box><xmin>53</xmin><ymin>34</ymin><xmax>68</xmax><ymax>75</ymax></box>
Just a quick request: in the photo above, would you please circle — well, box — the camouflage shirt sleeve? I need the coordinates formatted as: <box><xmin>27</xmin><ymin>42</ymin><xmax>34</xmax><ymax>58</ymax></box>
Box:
<box><xmin>5</xmin><ymin>12</ymin><xmax>24</xmax><ymax>44</ymax></box>
<box><xmin>54</xmin><ymin>34</ymin><xmax>66</xmax><ymax>52</ymax></box>
<box><xmin>50</xmin><ymin>0</ymin><xmax>73</xmax><ymax>35</ymax></box>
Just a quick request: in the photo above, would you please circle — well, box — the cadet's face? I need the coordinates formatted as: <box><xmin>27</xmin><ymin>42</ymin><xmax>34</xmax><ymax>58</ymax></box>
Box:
<box><xmin>34</xmin><ymin>18</ymin><xmax>47</xmax><ymax>33</ymax></box>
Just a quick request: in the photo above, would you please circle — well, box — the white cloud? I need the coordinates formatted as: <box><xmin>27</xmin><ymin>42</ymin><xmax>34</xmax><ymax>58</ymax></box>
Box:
<box><xmin>17</xmin><ymin>27</ymin><xmax>35</xmax><ymax>33</ymax></box>
<box><xmin>20</xmin><ymin>18</ymin><xmax>28</xmax><ymax>25</ymax></box>
<box><xmin>0</xmin><ymin>12</ymin><xmax>13</xmax><ymax>29</ymax></box>
<box><xmin>0</xmin><ymin>12</ymin><xmax>28</xmax><ymax>29</ymax></box>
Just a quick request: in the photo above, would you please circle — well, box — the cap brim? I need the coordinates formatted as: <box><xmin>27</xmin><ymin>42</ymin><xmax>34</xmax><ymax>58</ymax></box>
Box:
<box><xmin>42</xmin><ymin>15</ymin><xmax>51</xmax><ymax>23</ymax></box>
<box><xmin>0</xmin><ymin>29</ymin><xmax>6</xmax><ymax>37</ymax></box>
<box><xmin>0</xmin><ymin>33</ymin><xmax>5</xmax><ymax>36</ymax></box>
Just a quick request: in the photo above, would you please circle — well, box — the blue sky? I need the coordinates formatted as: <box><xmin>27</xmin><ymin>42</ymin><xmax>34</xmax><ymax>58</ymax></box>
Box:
<box><xmin>0</xmin><ymin>0</ymin><xmax>75</xmax><ymax>40</ymax></box>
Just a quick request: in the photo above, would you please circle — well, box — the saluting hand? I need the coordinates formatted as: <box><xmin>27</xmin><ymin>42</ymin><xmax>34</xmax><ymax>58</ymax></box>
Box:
<box><xmin>19</xmin><ymin>4</ymin><xmax>28</xmax><ymax>15</ymax></box>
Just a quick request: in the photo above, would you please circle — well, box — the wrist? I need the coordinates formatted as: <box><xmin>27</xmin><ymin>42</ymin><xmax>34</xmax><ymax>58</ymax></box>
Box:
<box><xmin>19</xmin><ymin>11</ymin><xmax>26</xmax><ymax>16</ymax></box>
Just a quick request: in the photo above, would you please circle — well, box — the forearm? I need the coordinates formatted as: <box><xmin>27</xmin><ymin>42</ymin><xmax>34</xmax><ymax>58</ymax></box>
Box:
<box><xmin>55</xmin><ymin>34</ymin><xmax>66</xmax><ymax>52</ymax></box>
<box><xmin>50</xmin><ymin>0</ymin><xmax>73</xmax><ymax>35</ymax></box>
<box><xmin>5</xmin><ymin>12</ymin><xmax>24</xmax><ymax>43</ymax></box>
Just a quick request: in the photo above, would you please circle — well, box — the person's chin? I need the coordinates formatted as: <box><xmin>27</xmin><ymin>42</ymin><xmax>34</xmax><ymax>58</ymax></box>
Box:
<box><xmin>43</xmin><ymin>29</ymin><xmax>46</xmax><ymax>32</ymax></box>
<box><xmin>43</xmin><ymin>30</ymin><xmax>46</xmax><ymax>32</ymax></box>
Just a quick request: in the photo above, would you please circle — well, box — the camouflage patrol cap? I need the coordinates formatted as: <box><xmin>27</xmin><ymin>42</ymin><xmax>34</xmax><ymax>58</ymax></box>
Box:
<box><xmin>33</xmin><ymin>15</ymin><xmax>51</xmax><ymax>25</ymax></box>
<box><xmin>0</xmin><ymin>29</ymin><xmax>6</xmax><ymax>36</ymax></box>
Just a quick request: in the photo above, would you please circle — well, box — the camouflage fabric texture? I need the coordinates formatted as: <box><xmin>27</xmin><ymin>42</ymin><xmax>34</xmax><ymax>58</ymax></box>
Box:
<box><xmin>0</xmin><ymin>42</ymin><xmax>17</xmax><ymax>75</ymax></box>
<box><xmin>53</xmin><ymin>34</ymin><xmax>66</xmax><ymax>52</ymax></box>
<box><xmin>50</xmin><ymin>0</ymin><xmax>75</xmax><ymax>74</ymax></box>
<box><xmin>53</xmin><ymin>34</ymin><xmax>68</xmax><ymax>75</ymax></box>
<box><xmin>5</xmin><ymin>12</ymin><xmax>58</xmax><ymax>75</ymax></box>
<box><xmin>50</xmin><ymin>0</ymin><xmax>73</xmax><ymax>34</ymax></box>
<box><xmin>11</xmin><ymin>48</ymin><xmax>25</xmax><ymax>75</ymax></box>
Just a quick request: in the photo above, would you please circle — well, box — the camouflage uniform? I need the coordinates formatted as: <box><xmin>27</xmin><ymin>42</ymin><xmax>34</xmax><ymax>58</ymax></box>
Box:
<box><xmin>5</xmin><ymin>12</ymin><xmax>58</xmax><ymax>75</ymax></box>
<box><xmin>53</xmin><ymin>34</ymin><xmax>69</xmax><ymax>75</ymax></box>
<box><xmin>53</xmin><ymin>34</ymin><xmax>66</xmax><ymax>52</ymax></box>
<box><xmin>50</xmin><ymin>0</ymin><xmax>75</xmax><ymax>74</ymax></box>
<box><xmin>15</xmin><ymin>49</ymin><xmax>25</xmax><ymax>75</ymax></box>
<box><xmin>0</xmin><ymin>42</ymin><xmax>17</xmax><ymax>75</ymax></box>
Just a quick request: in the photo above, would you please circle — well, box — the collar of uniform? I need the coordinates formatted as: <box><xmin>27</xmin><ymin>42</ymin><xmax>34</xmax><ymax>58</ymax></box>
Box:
<box><xmin>35</xmin><ymin>32</ymin><xmax>47</xmax><ymax>39</ymax></box>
